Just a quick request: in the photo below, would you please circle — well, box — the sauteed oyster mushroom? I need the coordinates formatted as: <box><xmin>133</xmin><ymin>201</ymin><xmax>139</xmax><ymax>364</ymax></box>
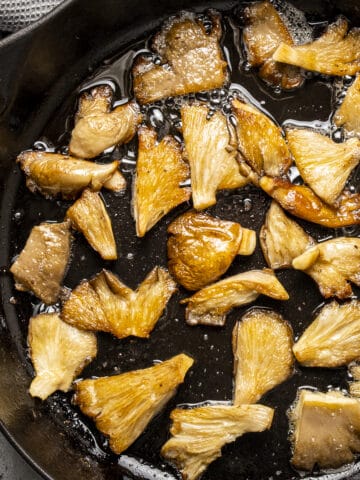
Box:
<box><xmin>292</xmin><ymin>237</ymin><xmax>360</xmax><ymax>299</ymax></box>
<box><xmin>132</xmin><ymin>11</ymin><xmax>228</xmax><ymax>104</ymax></box>
<box><xmin>259</xmin><ymin>176</ymin><xmax>360</xmax><ymax>227</ymax></box>
<box><xmin>61</xmin><ymin>267</ymin><xmax>176</xmax><ymax>339</ymax></box>
<box><xmin>233</xmin><ymin>309</ymin><xmax>294</xmax><ymax>405</ymax></box>
<box><xmin>69</xmin><ymin>85</ymin><xmax>141</xmax><ymax>159</ymax></box>
<box><xmin>161</xmin><ymin>403</ymin><xmax>274</xmax><ymax>480</ymax></box>
<box><xmin>74</xmin><ymin>353</ymin><xmax>193</xmax><ymax>455</ymax></box>
<box><xmin>167</xmin><ymin>210</ymin><xmax>256</xmax><ymax>291</ymax></box>
<box><xmin>273</xmin><ymin>17</ymin><xmax>360</xmax><ymax>76</ymax></box>
<box><xmin>232</xmin><ymin>98</ymin><xmax>292</xmax><ymax>177</ymax></box>
<box><xmin>66</xmin><ymin>188</ymin><xmax>117</xmax><ymax>260</ymax></box>
<box><xmin>28</xmin><ymin>313</ymin><xmax>97</xmax><ymax>400</ymax></box>
<box><xmin>10</xmin><ymin>220</ymin><xmax>72</xmax><ymax>305</ymax></box>
<box><xmin>181</xmin><ymin>269</ymin><xmax>289</xmax><ymax>327</ymax></box>
<box><xmin>334</xmin><ymin>75</ymin><xmax>360</xmax><ymax>136</ymax></box>
<box><xmin>289</xmin><ymin>389</ymin><xmax>360</xmax><ymax>470</ymax></box>
<box><xmin>242</xmin><ymin>1</ymin><xmax>303</xmax><ymax>90</ymax></box>
<box><xmin>260</xmin><ymin>201</ymin><xmax>315</xmax><ymax>269</ymax></box>
<box><xmin>349</xmin><ymin>363</ymin><xmax>360</xmax><ymax>398</ymax></box>
<box><xmin>181</xmin><ymin>104</ymin><xmax>249</xmax><ymax>210</ymax></box>
<box><xmin>18</xmin><ymin>151</ymin><xmax>123</xmax><ymax>199</ymax></box>
<box><xmin>293</xmin><ymin>300</ymin><xmax>360</xmax><ymax>367</ymax></box>
<box><xmin>133</xmin><ymin>126</ymin><xmax>191</xmax><ymax>237</ymax></box>
<box><xmin>286</xmin><ymin>128</ymin><xmax>360</xmax><ymax>205</ymax></box>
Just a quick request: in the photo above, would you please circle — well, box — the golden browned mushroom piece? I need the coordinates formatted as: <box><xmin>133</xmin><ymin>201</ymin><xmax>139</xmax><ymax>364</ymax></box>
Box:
<box><xmin>259</xmin><ymin>176</ymin><xmax>360</xmax><ymax>227</ymax></box>
<box><xmin>286</xmin><ymin>128</ymin><xmax>360</xmax><ymax>205</ymax></box>
<box><xmin>132</xmin><ymin>11</ymin><xmax>228</xmax><ymax>104</ymax></box>
<box><xmin>292</xmin><ymin>237</ymin><xmax>360</xmax><ymax>299</ymax></box>
<box><xmin>61</xmin><ymin>267</ymin><xmax>176</xmax><ymax>338</ymax></box>
<box><xmin>167</xmin><ymin>211</ymin><xmax>256</xmax><ymax>291</ymax></box>
<box><xmin>102</xmin><ymin>169</ymin><xmax>126</xmax><ymax>192</ymax></box>
<box><xmin>181</xmin><ymin>269</ymin><xmax>289</xmax><ymax>327</ymax></box>
<box><xmin>289</xmin><ymin>389</ymin><xmax>360</xmax><ymax>471</ymax></box>
<box><xmin>232</xmin><ymin>99</ymin><xmax>292</xmax><ymax>177</ymax></box>
<box><xmin>133</xmin><ymin>126</ymin><xmax>191</xmax><ymax>237</ymax></box>
<box><xmin>334</xmin><ymin>75</ymin><xmax>360</xmax><ymax>136</ymax></box>
<box><xmin>181</xmin><ymin>104</ymin><xmax>249</xmax><ymax>210</ymax></box>
<box><xmin>69</xmin><ymin>85</ymin><xmax>141</xmax><ymax>159</ymax></box>
<box><xmin>243</xmin><ymin>1</ymin><xmax>303</xmax><ymax>90</ymax></box>
<box><xmin>293</xmin><ymin>300</ymin><xmax>360</xmax><ymax>367</ymax></box>
<box><xmin>74</xmin><ymin>353</ymin><xmax>193</xmax><ymax>455</ymax></box>
<box><xmin>74</xmin><ymin>84</ymin><xmax>113</xmax><ymax>120</ymax></box>
<box><xmin>349</xmin><ymin>363</ymin><xmax>360</xmax><ymax>397</ymax></box>
<box><xmin>350</xmin><ymin>364</ymin><xmax>360</xmax><ymax>381</ymax></box>
<box><xmin>10</xmin><ymin>220</ymin><xmax>72</xmax><ymax>305</ymax></box>
<box><xmin>233</xmin><ymin>309</ymin><xmax>294</xmax><ymax>405</ymax></box>
<box><xmin>273</xmin><ymin>17</ymin><xmax>360</xmax><ymax>76</ymax></box>
<box><xmin>260</xmin><ymin>201</ymin><xmax>315</xmax><ymax>269</ymax></box>
<box><xmin>66</xmin><ymin>188</ymin><xmax>117</xmax><ymax>260</ymax></box>
<box><xmin>18</xmin><ymin>151</ymin><xmax>123</xmax><ymax>199</ymax></box>
<box><xmin>28</xmin><ymin>313</ymin><xmax>97</xmax><ymax>400</ymax></box>
<box><xmin>161</xmin><ymin>403</ymin><xmax>274</xmax><ymax>480</ymax></box>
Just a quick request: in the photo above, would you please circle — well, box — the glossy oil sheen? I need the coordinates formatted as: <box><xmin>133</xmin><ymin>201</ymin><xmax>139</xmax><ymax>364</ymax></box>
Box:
<box><xmin>0</xmin><ymin>1</ymin><xmax>360</xmax><ymax>480</ymax></box>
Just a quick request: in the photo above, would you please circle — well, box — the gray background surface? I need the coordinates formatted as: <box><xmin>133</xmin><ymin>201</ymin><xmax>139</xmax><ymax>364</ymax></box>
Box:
<box><xmin>0</xmin><ymin>431</ymin><xmax>43</xmax><ymax>480</ymax></box>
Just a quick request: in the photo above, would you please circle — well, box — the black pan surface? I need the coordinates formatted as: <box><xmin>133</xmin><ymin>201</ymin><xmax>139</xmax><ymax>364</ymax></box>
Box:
<box><xmin>1</xmin><ymin>1</ymin><xmax>360</xmax><ymax>479</ymax></box>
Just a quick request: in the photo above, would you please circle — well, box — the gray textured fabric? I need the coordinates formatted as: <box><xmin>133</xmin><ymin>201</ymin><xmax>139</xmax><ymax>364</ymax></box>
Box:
<box><xmin>0</xmin><ymin>0</ymin><xmax>63</xmax><ymax>32</ymax></box>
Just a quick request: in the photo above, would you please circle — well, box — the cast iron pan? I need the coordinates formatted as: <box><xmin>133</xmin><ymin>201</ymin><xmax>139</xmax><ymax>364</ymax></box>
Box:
<box><xmin>1</xmin><ymin>1</ymin><xmax>360</xmax><ymax>479</ymax></box>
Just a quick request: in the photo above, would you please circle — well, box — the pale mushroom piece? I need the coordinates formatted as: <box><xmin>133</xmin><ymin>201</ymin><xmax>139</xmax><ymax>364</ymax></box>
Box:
<box><xmin>273</xmin><ymin>17</ymin><xmax>360</xmax><ymax>76</ymax></box>
<box><xmin>334</xmin><ymin>75</ymin><xmax>360</xmax><ymax>136</ymax></box>
<box><xmin>237</xmin><ymin>228</ymin><xmax>257</xmax><ymax>256</ymax></box>
<box><xmin>61</xmin><ymin>267</ymin><xmax>177</xmax><ymax>339</ymax></box>
<box><xmin>133</xmin><ymin>126</ymin><xmax>191</xmax><ymax>237</ymax></box>
<box><xmin>349</xmin><ymin>363</ymin><xmax>360</xmax><ymax>398</ymax></box>
<box><xmin>292</xmin><ymin>237</ymin><xmax>360</xmax><ymax>299</ymax></box>
<box><xmin>181</xmin><ymin>104</ymin><xmax>249</xmax><ymax>210</ymax></box>
<box><xmin>350</xmin><ymin>382</ymin><xmax>360</xmax><ymax>398</ymax></box>
<box><xmin>286</xmin><ymin>128</ymin><xmax>360</xmax><ymax>205</ymax></box>
<box><xmin>92</xmin><ymin>268</ymin><xmax>177</xmax><ymax>338</ymax></box>
<box><xmin>293</xmin><ymin>301</ymin><xmax>360</xmax><ymax>367</ymax></box>
<box><xmin>18</xmin><ymin>150</ymin><xmax>122</xmax><ymax>199</ymax></box>
<box><xmin>289</xmin><ymin>389</ymin><xmax>360</xmax><ymax>471</ymax></box>
<box><xmin>102</xmin><ymin>169</ymin><xmax>127</xmax><ymax>193</ymax></box>
<box><xmin>74</xmin><ymin>84</ymin><xmax>113</xmax><ymax>122</ymax></box>
<box><xmin>167</xmin><ymin>210</ymin><xmax>256</xmax><ymax>291</ymax></box>
<box><xmin>181</xmin><ymin>269</ymin><xmax>289</xmax><ymax>327</ymax></box>
<box><xmin>260</xmin><ymin>201</ymin><xmax>315</xmax><ymax>269</ymax></box>
<box><xmin>74</xmin><ymin>353</ymin><xmax>194</xmax><ymax>455</ymax></box>
<box><xmin>10</xmin><ymin>220</ymin><xmax>72</xmax><ymax>305</ymax></box>
<box><xmin>232</xmin><ymin>99</ymin><xmax>292</xmax><ymax>177</ymax></box>
<box><xmin>29</xmin><ymin>313</ymin><xmax>97</xmax><ymax>400</ymax></box>
<box><xmin>350</xmin><ymin>364</ymin><xmax>360</xmax><ymax>382</ymax></box>
<box><xmin>161</xmin><ymin>403</ymin><xmax>274</xmax><ymax>480</ymax></box>
<box><xmin>243</xmin><ymin>1</ymin><xmax>303</xmax><ymax>89</ymax></box>
<box><xmin>259</xmin><ymin>176</ymin><xmax>360</xmax><ymax>228</ymax></box>
<box><xmin>69</xmin><ymin>86</ymin><xmax>141</xmax><ymax>159</ymax></box>
<box><xmin>61</xmin><ymin>280</ymin><xmax>108</xmax><ymax>330</ymax></box>
<box><xmin>132</xmin><ymin>11</ymin><xmax>228</xmax><ymax>104</ymax></box>
<box><xmin>66</xmin><ymin>188</ymin><xmax>117</xmax><ymax>260</ymax></box>
<box><xmin>233</xmin><ymin>309</ymin><xmax>294</xmax><ymax>405</ymax></box>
